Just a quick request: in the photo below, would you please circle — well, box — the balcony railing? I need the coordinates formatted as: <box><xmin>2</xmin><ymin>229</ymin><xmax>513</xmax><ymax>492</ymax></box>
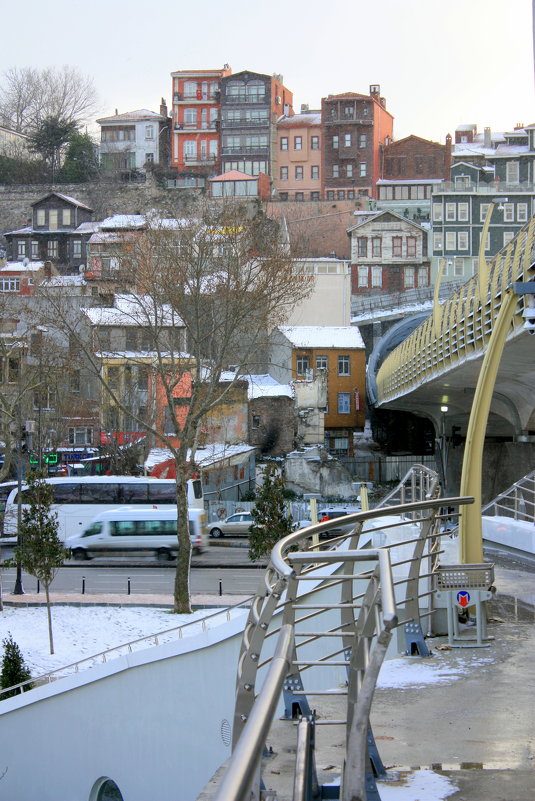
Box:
<box><xmin>221</xmin><ymin>146</ymin><xmax>269</xmax><ymax>155</ymax></box>
<box><xmin>220</xmin><ymin>119</ymin><xmax>270</xmax><ymax>129</ymax></box>
<box><xmin>224</xmin><ymin>93</ymin><xmax>267</xmax><ymax>104</ymax></box>
<box><xmin>174</xmin><ymin>122</ymin><xmax>218</xmax><ymax>131</ymax></box>
<box><xmin>183</xmin><ymin>154</ymin><xmax>217</xmax><ymax>165</ymax></box>
<box><xmin>432</xmin><ymin>181</ymin><xmax>535</xmax><ymax>194</ymax></box>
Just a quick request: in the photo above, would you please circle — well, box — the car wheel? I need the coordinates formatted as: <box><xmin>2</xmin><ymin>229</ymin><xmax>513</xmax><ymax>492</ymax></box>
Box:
<box><xmin>72</xmin><ymin>548</ymin><xmax>89</xmax><ymax>561</ymax></box>
<box><xmin>156</xmin><ymin>548</ymin><xmax>172</xmax><ymax>562</ymax></box>
<box><xmin>210</xmin><ymin>527</ymin><xmax>223</xmax><ymax>539</ymax></box>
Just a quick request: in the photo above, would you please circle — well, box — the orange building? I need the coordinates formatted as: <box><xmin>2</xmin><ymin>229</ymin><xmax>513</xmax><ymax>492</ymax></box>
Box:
<box><xmin>272</xmin><ymin>326</ymin><xmax>366</xmax><ymax>456</ymax></box>
<box><xmin>170</xmin><ymin>66</ymin><xmax>232</xmax><ymax>180</ymax></box>
<box><xmin>274</xmin><ymin>111</ymin><xmax>322</xmax><ymax>202</ymax></box>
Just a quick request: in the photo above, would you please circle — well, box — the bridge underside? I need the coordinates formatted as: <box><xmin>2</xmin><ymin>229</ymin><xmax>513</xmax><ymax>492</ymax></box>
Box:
<box><xmin>377</xmin><ymin>332</ymin><xmax>535</xmax><ymax>440</ymax></box>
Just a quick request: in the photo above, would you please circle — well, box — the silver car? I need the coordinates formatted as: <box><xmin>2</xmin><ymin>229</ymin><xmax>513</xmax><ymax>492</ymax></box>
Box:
<box><xmin>209</xmin><ymin>512</ymin><xmax>254</xmax><ymax>539</ymax></box>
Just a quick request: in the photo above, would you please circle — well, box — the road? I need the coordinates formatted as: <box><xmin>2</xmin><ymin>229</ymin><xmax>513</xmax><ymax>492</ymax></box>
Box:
<box><xmin>0</xmin><ymin>544</ymin><xmax>268</xmax><ymax>597</ymax></box>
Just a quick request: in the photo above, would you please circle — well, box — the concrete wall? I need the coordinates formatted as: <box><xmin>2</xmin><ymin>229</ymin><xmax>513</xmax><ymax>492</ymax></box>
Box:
<box><xmin>446</xmin><ymin>441</ymin><xmax>535</xmax><ymax>504</ymax></box>
<box><xmin>285</xmin><ymin>447</ymin><xmax>355</xmax><ymax>498</ymax></box>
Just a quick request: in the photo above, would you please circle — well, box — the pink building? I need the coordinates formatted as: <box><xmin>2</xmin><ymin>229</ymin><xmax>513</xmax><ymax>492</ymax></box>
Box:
<box><xmin>274</xmin><ymin>111</ymin><xmax>322</xmax><ymax>202</ymax></box>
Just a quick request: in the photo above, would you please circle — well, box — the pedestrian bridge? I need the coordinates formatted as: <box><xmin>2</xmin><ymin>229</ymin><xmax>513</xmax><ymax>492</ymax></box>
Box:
<box><xmin>373</xmin><ymin>217</ymin><xmax>535</xmax><ymax>438</ymax></box>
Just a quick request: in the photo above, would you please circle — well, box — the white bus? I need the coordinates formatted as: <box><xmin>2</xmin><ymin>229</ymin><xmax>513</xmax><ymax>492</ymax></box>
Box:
<box><xmin>1</xmin><ymin>476</ymin><xmax>204</xmax><ymax>543</ymax></box>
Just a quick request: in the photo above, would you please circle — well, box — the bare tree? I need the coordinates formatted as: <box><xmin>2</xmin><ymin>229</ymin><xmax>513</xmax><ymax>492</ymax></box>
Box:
<box><xmin>0</xmin><ymin>66</ymin><xmax>98</xmax><ymax>133</ymax></box>
<box><xmin>41</xmin><ymin>201</ymin><xmax>312</xmax><ymax>613</ymax></box>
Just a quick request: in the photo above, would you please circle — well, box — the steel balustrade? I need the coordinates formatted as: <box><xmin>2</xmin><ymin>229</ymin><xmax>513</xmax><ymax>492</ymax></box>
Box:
<box><xmin>376</xmin><ymin>217</ymin><xmax>535</xmax><ymax>404</ymax></box>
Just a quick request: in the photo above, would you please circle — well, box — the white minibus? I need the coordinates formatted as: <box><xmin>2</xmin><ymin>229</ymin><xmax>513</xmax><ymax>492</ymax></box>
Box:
<box><xmin>66</xmin><ymin>506</ymin><xmax>207</xmax><ymax>561</ymax></box>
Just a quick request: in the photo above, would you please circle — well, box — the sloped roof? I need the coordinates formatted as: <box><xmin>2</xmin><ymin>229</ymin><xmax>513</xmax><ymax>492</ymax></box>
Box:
<box><xmin>97</xmin><ymin>109</ymin><xmax>165</xmax><ymax>124</ymax></box>
<box><xmin>278</xmin><ymin>113</ymin><xmax>321</xmax><ymax>127</ymax></box>
<box><xmin>210</xmin><ymin>170</ymin><xmax>257</xmax><ymax>182</ymax></box>
<box><xmin>278</xmin><ymin>325</ymin><xmax>365</xmax><ymax>350</ymax></box>
<box><xmin>30</xmin><ymin>192</ymin><xmax>93</xmax><ymax>211</ymax></box>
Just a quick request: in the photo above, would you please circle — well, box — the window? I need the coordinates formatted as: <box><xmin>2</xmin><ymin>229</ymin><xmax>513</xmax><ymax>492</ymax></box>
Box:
<box><xmin>503</xmin><ymin>231</ymin><xmax>515</xmax><ymax>246</ymax></box>
<box><xmin>506</xmin><ymin>161</ymin><xmax>519</xmax><ymax>183</ymax></box>
<box><xmin>359</xmin><ymin>162</ymin><xmax>366</xmax><ymax>177</ymax></box>
<box><xmin>433</xmin><ymin>232</ymin><xmax>443</xmax><ymax>251</ymax></box>
<box><xmin>183</xmin><ymin>108</ymin><xmax>197</xmax><ymax>126</ymax></box>
<box><xmin>17</xmin><ymin>240</ymin><xmax>25</xmax><ymax>258</ymax></box>
<box><xmin>184</xmin><ymin>80</ymin><xmax>197</xmax><ymax>97</ymax></box>
<box><xmin>372</xmin><ymin>265</ymin><xmax>382</xmax><ymax>287</ymax></box>
<box><xmin>62</xmin><ymin>209</ymin><xmax>72</xmax><ymax>225</ymax></box>
<box><xmin>454</xmin><ymin>258</ymin><xmax>465</xmax><ymax>277</ymax></box>
<box><xmin>458</xmin><ymin>231</ymin><xmax>469</xmax><ymax>250</ymax></box>
<box><xmin>346</xmin><ymin>164</ymin><xmax>353</xmax><ymax>178</ymax></box>
<box><xmin>503</xmin><ymin>203</ymin><xmax>514</xmax><ymax>222</ymax></box>
<box><xmin>296</xmin><ymin>355</ymin><xmax>310</xmax><ymax>375</ymax></box>
<box><xmin>418</xmin><ymin>266</ymin><xmax>428</xmax><ymax>287</ymax></box>
<box><xmin>280</xmin><ymin>166</ymin><xmax>288</xmax><ymax>180</ymax></box>
<box><xmin>279</xmin><ymin>192</ymin><xmax>288</xmax><ymax>201</ymax></box>
<box><xmin>326</xmin><ymin>191</ymin><xmax>335</xmax><ymax>200</ymax></box>
<box><xmin>145</xmin><ymin>125</ymin><xmax>154</xmax><ymax>139</ymax></box>
<box><xmin>36</xmin><ymin>209</ymin><xmax>45</xmax><ymax>226</ymax></box>
<box><xmin>347</xmin><ymin>190</ymin><xmax>355</xmax><ymax>199</ymax></box>
<box><xmin>433</xmin><ymin>203</ymin><xmax>443</xmax><ymax>222</ymax></box>
<box><xmin>337</xmin><ymin>392</ymin><xmax>351</xmax><ymax>414</ymax></box>
<box><xmin>332</xmin><ymin>164</ymin><xmax>339</xmax><ymax>178</ymax></box>
<box><xmin>316</xmin><ymin>355</ymin><xmax>328</xmax><ymax>371</ymax></box>
<box><xmin>311</xmin><ymin>191</ymin><xmax>320</xmax><ymax>201</ymax></box>
<box><xmin>458</xmin><ymin>203</ymin><xmax>469</xmax><ymax>221</ymax></box>
<box><xmin>69</xmin><ymin>370</ymin><xmax>81</xmax><ymax>393</ymax></box>
<box><xmin>33</xmin><ymin>387</ymin><xmax>55</xmax><ymax>411</ymax></box>
<box><xmin>183</xmin><ymin>140</ymin><xmax>196</xmax><ymax>158</ymax></box>
<box><xmin>49</xmin><ymin>210</ymin><xmax>58</xmax><ymax>230</ymax></box>
<box><xmin>295</xmin><ymin>166</ymin><xmax>303</xmax><ymax>180</ymax></box>
<box><xmin>480</xmin><ymin>203</ymin><xmax>490</xmax><ymax>222</ymax></box>
<box><xmin>0</xmin><ymin>278</ymin><xmax>20</xmax><ymax>292</ymax></box>
<box><xmin>404</xmin><ymin>266</ymin><xmax>415</xmax><ymax>288</ymax></box>
<box><xmin>445</xmin><ymin>232</ymin><xmax>456</xmax><ymax>250</ymax></box>
<box><xmin>392</xmin><ymin>236</ymin><xmax>402</xmax><ymax>257</ymax></box>
<box><xmin>359</xmin><ymin>134</ymin><xmax>367</xmax><ymax>148</ymax></box>
<box><xmin>294</xmin><ymin>136</ymin><xmax>302</xmax><ymax>150</ymax></box>
<box><xmin>344</xmin><ymin>133</ymin><xmax>351</xmax><ymax>147</ymax></box>
<box><xmin>295</xmin><ymin>192</ymin><xmax>304</xmax><ymax>201</ymax></box>
<box><xmin>517</xmin><ymin>203</ymin><xmax>528</xmax><ymax>222</ymax></box>
<box><xmin>252</xmin><ymin>414</ymin><xmax>261</xmax><ymax>429</ymax></box>
<box><xmin>145</xmin><ymin>152</ymin><xmax>154</xmax><ymax>163</ymax></box>
<box><xmin>311</xmin><ymin>165</ymin><xmax>319</xmax><ymax>180</ymax></box>
<box><xmin>332</xmin><ymin>135</ymin><xmax>339</xmax><ymax>149</ymax></box>
<box><xmin>72</xmin><ymin>240</ymin><xmax>82</xmax><ymax>258</ymax></box>
<box><xmin>280</xmin><ymin>137</ymin><xmax>288</xmax><ymax>151</ymax></box>
<box><xmin>357</xmin><ymin>237</ymin><xmax>367</xmax><ymax>257</ymax></box>
<box><xmin>371</xmin><ymin>237</ymin><xmax>381</xmax><ymax>257</ymax></box>
<box><xmin>338</xmin><ymin>355</ymin><xmax>350</xmax><ymax>375</ymax></box>
<box><xmin>406</xmin><ymin>236</ymin><xmax>416</xmax><ymax>257</ymax></box>
<box><xmin>358</xmin><ymin>265</ymin><xmax>368</xmax><ymax>287</ymax></box>
<box><xmin>68</xmin><ymin>427</ymin><xmax>93</xmax><ymax>446</ymax></box>
<box><xmin>47</xmin><ymin>240</ymin><xmax>58</xmax><ymax>258</ymax></box>
<box><xmin>337</xmin><ymin>190</ymin><xmax>345</xmax><ymax>199</ymax></box>
<box><xmin>311</xmin><ymin>136</ymin><xmax>319</xmax><ymax>150</ymax></box>
<box><xmin>446</xmin><ymin>203</ymin><xmax>456</xmax><ymax>221</ymax></box>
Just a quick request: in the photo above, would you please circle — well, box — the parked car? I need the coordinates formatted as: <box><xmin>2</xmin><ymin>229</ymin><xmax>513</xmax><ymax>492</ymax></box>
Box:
<box><xmin>297</xmin><ymin>507</ymin><xmax>360</xmax><ymax>539</ymax></box>
<box><xmin>209</xmin><ymin>512</ymin><xmax>254</xmax><ymax>539</ymax></box>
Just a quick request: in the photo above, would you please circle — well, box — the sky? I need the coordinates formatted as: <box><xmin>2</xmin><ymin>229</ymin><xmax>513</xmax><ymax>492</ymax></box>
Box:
<box><xmin>1</xmin><ymin>0</ymin><xmax>534</xmax><ymax>144</ymax></box>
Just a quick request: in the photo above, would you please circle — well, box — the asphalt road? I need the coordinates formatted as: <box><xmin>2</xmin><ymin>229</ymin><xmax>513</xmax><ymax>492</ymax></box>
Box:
<box><xmin>0</xmin><ymin>543</ymin><xmax>268</xmax><ymax>597</ymax></box>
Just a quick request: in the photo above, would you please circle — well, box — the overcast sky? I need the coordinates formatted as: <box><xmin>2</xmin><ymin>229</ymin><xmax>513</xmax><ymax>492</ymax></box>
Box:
<box><xmin>2</xmin><ymin>0</ymin><xmax>534</xmax><ymax>143</ymax></box>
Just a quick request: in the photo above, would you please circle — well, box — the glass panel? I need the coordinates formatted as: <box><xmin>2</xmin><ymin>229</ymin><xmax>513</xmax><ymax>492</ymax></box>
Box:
<box><xmin>148</xmin><ymin>484</ymin><xmax>176</xmax><ymax>503</ymax></box>
<box><xmin>121</xmin><ymin>484</ymin><xmax>149</xmax><ymax>504</ymax></box>
<box><xmin>80</xmin><ymin>484</ymin><xmax>120</xmax><ymax>503</ymax></box>
<box><xmin>51</xmin><ymin>484</ymin><xmax>82</xmax><ymax>503</ymax></box>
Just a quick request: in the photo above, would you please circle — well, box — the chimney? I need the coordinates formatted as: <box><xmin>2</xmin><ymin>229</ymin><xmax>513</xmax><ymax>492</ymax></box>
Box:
<box><xmin>484</xmin><ymin>127</ymin><xmax>492</xmax><ymax>148</ymax></box>
<box><xmin>301</xmin><ymin>103</ymin><xmax>309</xmax><ymax>113</ymax></box>
<box><xmin>115</xmin><ymin>109</ymin><xmax>118</xmax><ymax>116</ymax></box>
<box><xmin>160</xmin><ymin>98</ymin><xmax>168</xmax><ymax>118</ymax></box>
<box><xmin>445</xmin><ymin>134</ymin><xmax>452</xmax><ymax>181</ymax></box>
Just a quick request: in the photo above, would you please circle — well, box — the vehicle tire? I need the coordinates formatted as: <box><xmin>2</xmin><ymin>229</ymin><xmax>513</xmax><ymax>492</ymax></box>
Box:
<box><xmin>72</xmin><ymin>548</ymin><xmax>89</xmax><ymax>561</ymax></box>
<box><xmin>210</xmin><ymin>527</ymin><xmax>223</xmax><ymax>539</ymax></box>
<box><xmin>156</xmin><ymin>548</ymin><xmax>172</xmax><ymax>562</ymax></box>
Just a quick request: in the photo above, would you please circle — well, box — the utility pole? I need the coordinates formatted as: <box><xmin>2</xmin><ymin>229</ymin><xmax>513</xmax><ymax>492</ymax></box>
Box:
<box><xmin>13</xmin><ymin>405</ymin><xmax>24</xmax><ymax>595</ymax></box>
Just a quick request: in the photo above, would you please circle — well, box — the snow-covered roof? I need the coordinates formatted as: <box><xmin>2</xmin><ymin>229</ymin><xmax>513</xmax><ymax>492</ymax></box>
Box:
<box><xmin>278</xmin><ymin>113</ymin><xmax>321</xmax><ymax>127</ymax></box>
<box><xmin>97</xmin><ymin>109</ymin><xmax>166</xmax><ymax>124</ymax></box>
<box><xmin>3</xmin><ymin>226</ymin><xmax>32</xmax><ymax>236</ymax></box>
<box><xmin>144</xmin><ymin>443</ymin><xmax>256</xmax><ymax>471</ymax></box>
<box><xmin>278</xmin><ymin>325</ymin><xmax>365</xmax><ymax>349</ymax></box>
<box><xmin>41</xmin><ymin>274</ymin><xmax>87</xmax><ymax>286</ymax></box>
<box><xmin>376</xmin><ymin>178</ymin><xmax>444</xmax><ymax>185</ymax></box>
<box><xmin>0</xmin><ymin>260</ymin><xmax>45</xmax><ymax>272</ymax></box>
<box><xmin>30</xmin><ymin>192</ymin><xmax>93</xmax><ymax>212</ymax></box>
<box><xmin>100</xmin><ymin>215</ymin><xmax>147</xmax><ymax>230</ymax></box>
<box><xmin>82</xmin><ymin>294</ymin><xmax>184</xmax><ymax>327</ymax></box>
<box><xmin>217</xmin><ymin>372</ymin><xmax>293</xmax><ymax>400</ymax></box>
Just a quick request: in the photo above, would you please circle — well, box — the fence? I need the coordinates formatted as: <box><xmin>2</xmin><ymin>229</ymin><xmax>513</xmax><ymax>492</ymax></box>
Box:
<box><xmin>339</xmin><ymin>454</ymin><xmax>437</xmax><ymax>483</ymax></box>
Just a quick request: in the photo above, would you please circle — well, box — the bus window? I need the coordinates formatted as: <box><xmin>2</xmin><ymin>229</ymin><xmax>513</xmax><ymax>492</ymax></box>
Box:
<box><xmin>80</xmin><ymin>484</ymin><xmax>120</xmax><ymax>504</ymax></box>
<box><xmin>122</xmin><ymin>484</ymin><xmax>149</xmax><ymax>504</ymax></box>
<box><xmin>148</xmin><ymin>484</ymin><xmax>176</xmax><ymax>504</ymax></box>
<box><xmin>52</xmin><ymin>484</ymin><xmax>82</xmax><ymax>504</ymax></box>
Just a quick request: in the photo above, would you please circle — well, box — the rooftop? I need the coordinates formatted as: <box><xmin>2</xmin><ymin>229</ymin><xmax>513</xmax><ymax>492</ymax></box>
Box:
<box><xmin>279</xmin><ymin>325</ymin><xmax>365</xmax><ymax>349</ymax></box>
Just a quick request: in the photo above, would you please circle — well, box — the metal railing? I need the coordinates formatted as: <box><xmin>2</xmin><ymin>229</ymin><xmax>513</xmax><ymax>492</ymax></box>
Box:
<box><xmin>0</xmin><ymin>597</ymin><xmax>252</xmax><ymax>700</ymax></box>
<box><xmin>351</xmin><ymin>280</ymin><xmax>464</xmax><ymax>319</ymax></box>
<box><xmin>214</xmin><ymin>468</ymin><xmax>473</xmax><ymax>800</ymax></box>
<box><xmin>376</xmin><ymin>217</ymin><xmax>535</xmax><ymax>404</ymax></box>
<box><xmin>481</xmin><ymin>469</ymin><xmax>535</xmax><ymax>522</ymax></box>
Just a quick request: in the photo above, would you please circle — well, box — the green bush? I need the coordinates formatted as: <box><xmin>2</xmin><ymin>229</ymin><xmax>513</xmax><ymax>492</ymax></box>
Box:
<box><xmin>1</xmin><ymin>634</ymin><xmax>32</xmax><ymax>699</ymax></box>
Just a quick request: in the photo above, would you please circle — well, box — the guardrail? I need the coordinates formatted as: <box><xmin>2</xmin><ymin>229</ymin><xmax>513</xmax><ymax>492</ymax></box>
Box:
<box><xmin>481</xmin><ymin>469</ymin><xmax>535</xmax><ymax>522</ymax></box>
<box><xmin>0</xmin><ymin>596</ymin><xmax>252</xmax><ymax>700</ymax></box>
<box><xmin>216</xmin><ymin>484</ymin><xmax>473</xmax><ymax>800</ymax></box>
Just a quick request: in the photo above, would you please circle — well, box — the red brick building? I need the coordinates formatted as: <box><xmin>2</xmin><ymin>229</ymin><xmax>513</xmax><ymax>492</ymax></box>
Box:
<box><xmin>322</xmin><ymin>86</ymin><xmax>393</xmax><ymax>201</ymax></box>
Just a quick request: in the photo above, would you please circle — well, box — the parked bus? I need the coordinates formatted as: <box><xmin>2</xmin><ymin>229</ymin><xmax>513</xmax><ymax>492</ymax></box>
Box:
<box><xmin>67</xmin><ymin>507</ymin><xmax>207</xmax><ymax>561</ymax></box>
<box><xmin>0</xmin><ymin>476</ymin><xmax>204</xmax><ymax>543</ymax></box>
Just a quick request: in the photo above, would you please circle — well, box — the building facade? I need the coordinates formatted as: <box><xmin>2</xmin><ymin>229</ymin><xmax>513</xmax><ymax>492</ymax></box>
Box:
<box><xmin>321</xmin><ymin>86</ymin><xmax>393</xmax><ymax>201</ymax></box>
<box><xmin>348</xmin><ymin>210</ymin><xmax>430</xmax><ymax>294</ymax></box>
<box><xmin>170</xmin><ymin>67</ymin><xmax>232</xmax><ymax>181</ymax></box>
<box><xmin>97</xmin><ymin>104</ymin><xmax>170</xmax><ymax>175</ymax></box>
<box><xmin>220</xmin><ymin>70</ymin><xmax>293</xmax><ymax>180</ymax></box>
<box><xmin>274</xmin><ymin>111</ymin><xmax>322</xmax><ymax>202</ymax></box>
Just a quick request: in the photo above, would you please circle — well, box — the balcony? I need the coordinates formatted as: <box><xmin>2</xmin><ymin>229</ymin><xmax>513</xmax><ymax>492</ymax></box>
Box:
<box><xmin>432</xmin><ymin>181</ymin><xmax>535</xmax><ymax>194</ymax></box>
<box><xmin>174</xmin><ymin>122</ymin><xmax>218</xmax><ymax>132</ymax></box>
<box><xmin>183</xmin><ymin>155</ymin><xmax>217</xmax><ymax>166</ymax></box>
<box><xmin>173</xmin><ymin>92</ymin><xmax>219</xmax><ymax>104</ymax></box>
<box><xmin>224</xmin><ymin>93</ymin><xmax>267</xmax><ymax>104</ymax></box>
<box><xmin>220</xmin><ymin>119</ymin><xmax>270</xmax><ymax>129</ymax></box>
<box><xmin>221</xmin><ymin>145</ymin><xmax>269</xmax><ymax>155</ymax></box>
<box><xmin>324</xmin><ymin>114</ymin><xmax>373</xmax><ymax>126</ymax></box>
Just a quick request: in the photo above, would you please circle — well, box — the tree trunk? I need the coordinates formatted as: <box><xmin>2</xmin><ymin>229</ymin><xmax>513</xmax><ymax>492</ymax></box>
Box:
<box><xmin>45</xmin><ymin>582</ymin><xmax>54</xmax><ymax>654</ymax></box>
<box><xmin>173</xmin><ymin>461</ymin><xmax>192</xmax><ymax>614</ymax></box>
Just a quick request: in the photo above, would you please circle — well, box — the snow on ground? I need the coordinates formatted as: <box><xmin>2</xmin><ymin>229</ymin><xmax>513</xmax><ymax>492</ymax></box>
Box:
<box><xmin>378</xmin><ymin>649</ymin><xmax>495</xmax><ymax>689</ymax></box>
<box><xmin>0</xmin><ymin>605</ymin><xmax>247</xmax><ymax>678</ymax></box>
<box><xmin>379</xmin><ymin>769</ymin><xmax>458</xmax><ymax>800</ymax></box>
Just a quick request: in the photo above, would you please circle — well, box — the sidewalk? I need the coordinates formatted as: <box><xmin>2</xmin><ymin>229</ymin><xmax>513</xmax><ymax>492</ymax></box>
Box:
<box><xmin>1</xmin><ymin>591</ymin><xmax>252</xmax><ymax>609</ymax></box>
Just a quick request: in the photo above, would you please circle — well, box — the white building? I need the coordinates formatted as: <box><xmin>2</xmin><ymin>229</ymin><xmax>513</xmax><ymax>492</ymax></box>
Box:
<box><xmin>97</xmin><ymin>102</ymin><xmax>170</xmax><ymax>173</ymax></box>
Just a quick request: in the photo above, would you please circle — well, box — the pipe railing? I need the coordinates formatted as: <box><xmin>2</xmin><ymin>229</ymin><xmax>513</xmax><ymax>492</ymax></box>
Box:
<box><xmin>481</xmin><ymin>469</ymin><xmax>535</xmax><ymax>522</ymax></box>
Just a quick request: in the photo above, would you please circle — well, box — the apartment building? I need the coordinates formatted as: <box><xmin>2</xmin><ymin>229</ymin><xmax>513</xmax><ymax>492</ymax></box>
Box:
<box><xmin>97</xmin><ymin>104</ymin><xmax>170</xmax><ymax>174</ymax></box>
<box><xmin>274</xmin><ymin>111</ymin><xmax>322</xmax><ymax>201</ymax></box>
